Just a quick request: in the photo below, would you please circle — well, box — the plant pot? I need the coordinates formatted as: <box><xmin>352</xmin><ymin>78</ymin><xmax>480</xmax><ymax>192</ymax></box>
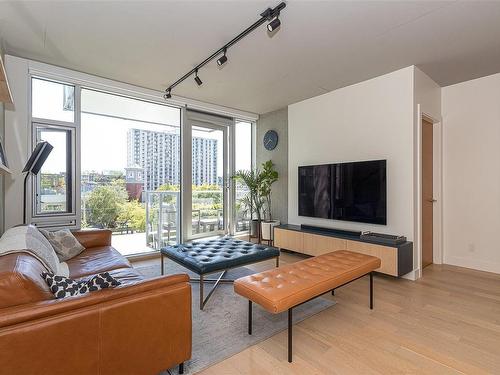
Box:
<box><xmin>250</xmin><ymin>219</ymin><xmax>261</xmax><ymax>238</ymax></box>
<box><xmin>261</xmin><ymin>220</ymin><xmax>280</xmax><ymax>241</ymax></box>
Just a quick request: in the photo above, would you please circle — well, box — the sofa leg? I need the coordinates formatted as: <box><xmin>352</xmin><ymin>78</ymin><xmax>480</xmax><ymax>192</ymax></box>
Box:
<box><xmin>248</xmin><ymin>300</ymin><xmax>253</xmax><ymax>335</ymax></box>
<box><xmin>331</xmin><ymin>289</ymin><xmax>335</xmax><ymax>296</ymax></box>
<box><xmin>369</xmin><ymin>272</ymin><xmax>373</xmax><ymax>310</ymax></box>
<box><xmin>178</xmin><ymin>362</ymin><xmax>184</xmax><ymax>374</ymax></box>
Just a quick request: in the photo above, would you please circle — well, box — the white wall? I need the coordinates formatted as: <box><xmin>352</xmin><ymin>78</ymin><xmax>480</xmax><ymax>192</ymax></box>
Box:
<box><xmin>288</xmin><ymin>67</ymin><xmax>415</xmax><ymax>239</ymax></box>
<box><xmin>288</xmin><ymin>66</ymin><xmax>444</xmax><ymax>279</ymax></box>
<box><xmin>4</xmin><ymin>56</ymin><xmax>29</xmax><ymax>228</ymax></box>
<box><xmin>442</xmin><ymin>72</ymin><xmax>500</xmax><ymax>274</ymax></box>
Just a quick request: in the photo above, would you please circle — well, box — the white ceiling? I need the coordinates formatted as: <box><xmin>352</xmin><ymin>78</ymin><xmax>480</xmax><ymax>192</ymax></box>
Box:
<box><xmin>1</xmin><ymin>1</ymin><xmax>500</xmax><ymax>114</ymax></box>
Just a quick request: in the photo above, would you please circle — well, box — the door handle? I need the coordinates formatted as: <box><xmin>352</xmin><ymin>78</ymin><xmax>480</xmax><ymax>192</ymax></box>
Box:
<box><xmin>427</xmin><ymin>198</ymin><xmax>437</xmax><ymax>203</ymax></box>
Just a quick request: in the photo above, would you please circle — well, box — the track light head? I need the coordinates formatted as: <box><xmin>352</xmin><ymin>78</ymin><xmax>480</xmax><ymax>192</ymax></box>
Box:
<box><xmin>267</xmin><ymin>16</ymin><xmax>281</xmax><ymax>32</ymax></box>
<box><xmin>164</xmin><ymin>89</ymin><xmax>172</xmax><ymax>99</ymax></box>
<box><xmin>194</xmin><ymin>69</ymin><xmax>203</xmax><ymax>86</ymax></box>
<box><xmin>217</xmin><ymin>48</ymin><xmax>228</xmax><ymax>66</ymax></box>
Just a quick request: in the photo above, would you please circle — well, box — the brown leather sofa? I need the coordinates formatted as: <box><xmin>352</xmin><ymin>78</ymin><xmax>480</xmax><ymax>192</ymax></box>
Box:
<box><xmin>0</xmin><ymin>229</ymin><xmax>191</xmax><ymax>375</ymax></box>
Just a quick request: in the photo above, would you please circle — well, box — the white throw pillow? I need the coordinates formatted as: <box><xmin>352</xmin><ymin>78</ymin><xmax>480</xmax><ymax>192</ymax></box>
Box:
<box><xmin>0</xmin><ymin>225</ymin><xmax>67</xmax><ymax>276</ymax></box>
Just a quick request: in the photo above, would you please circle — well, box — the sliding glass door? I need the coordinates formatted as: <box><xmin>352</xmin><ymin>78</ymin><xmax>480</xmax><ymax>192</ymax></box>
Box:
<box><xmin>183</xmin><ymin>110</ymin><xmax>230</xmax><ymax>241</ymax></box>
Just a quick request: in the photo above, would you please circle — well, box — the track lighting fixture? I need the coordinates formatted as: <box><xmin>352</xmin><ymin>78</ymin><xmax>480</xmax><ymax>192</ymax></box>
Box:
<box><xmin>164</xmin><ymin>2</ymin><xmax>286</xmax><ymax>98</ymax></box>
<box><xmin>267</xmin><ymin>16</ymin><xmax>281</xmax><ymax>32</ymax></box>
<box><xmin>217</xmin><ymin>48</ymin><xmax>228</xmax><ymax>66</ymax></box>
<box><xmin>194</xmin><ymin>69</ymin><xmax>203</xmax><ymax>86</ymax></box>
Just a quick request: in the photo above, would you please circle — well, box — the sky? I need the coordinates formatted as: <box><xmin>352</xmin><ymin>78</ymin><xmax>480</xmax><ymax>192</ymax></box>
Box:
<box><xmin>32</xmin><ymin>79</ymin><xmax>252</xmax><ymax>177</ymax></box>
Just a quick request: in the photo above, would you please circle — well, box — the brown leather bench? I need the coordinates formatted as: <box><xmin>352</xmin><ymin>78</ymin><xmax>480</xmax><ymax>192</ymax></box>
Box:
<box><xmin>234</xmin><ymin>250</ymin><xmax>381</xmax><ymax>362</ymax></box>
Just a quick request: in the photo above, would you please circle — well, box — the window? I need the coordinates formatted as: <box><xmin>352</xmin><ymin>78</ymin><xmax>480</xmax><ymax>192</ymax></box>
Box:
<box><xmin>30</xmin><ymin>77</ymin><xmax>77</xmax><ymax>226</ymax></box>
<box><xmin>29</xmin><ymin>71</ymin><xmax>256</xmax><ymax>254</ymax></box>
<box><xmin>32</xmin><ymin>78</ymin><xmax>75</xmax><ymax>122</ymax></box>
<box><xmin>80</xmin><ymin>89</ymin><xmax>181</xmax><ymax>256</ymax></box>
<box><xmin>34</xmin><ymin>125</ymin><xmax>73</xmax><ymax>215</ymax></box>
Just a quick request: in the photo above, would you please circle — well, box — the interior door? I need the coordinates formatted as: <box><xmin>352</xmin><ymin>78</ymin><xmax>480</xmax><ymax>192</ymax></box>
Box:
<box><xmin>422</xmin><ymin>119</ymin><xmax>434</xmax><ymax>268</ymax></box>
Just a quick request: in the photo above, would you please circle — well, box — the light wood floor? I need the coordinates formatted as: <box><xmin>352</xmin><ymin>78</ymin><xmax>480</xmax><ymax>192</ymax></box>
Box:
<box><xmin>194</xmin><ymin>252</ymin><xmax>500</xmax><ymax>375</ymax></box>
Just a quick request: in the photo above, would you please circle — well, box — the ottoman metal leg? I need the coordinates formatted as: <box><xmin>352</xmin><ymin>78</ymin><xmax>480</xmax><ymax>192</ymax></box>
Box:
<box><xmin>197</xmin><ymin>270</ymin><xmax>228</xmax><ymax>310</ymax></box>
<box><xmin>276</xmin><ymin>256</ymin><xmax>280</xmax><ymax>267</ymax></box>
<box><xmin>199</xmin><ymin>274</ymin><xmax>204</xmax><ymax>310</ymax></box>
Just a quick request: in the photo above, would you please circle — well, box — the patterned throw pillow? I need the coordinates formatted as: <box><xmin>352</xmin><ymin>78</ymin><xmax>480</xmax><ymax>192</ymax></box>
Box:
<box><xmin>41</xmin><ymin>272</ymin><xmax>121</xmax><ymax>299</ymax></box>
<box><xmin>39</xmin><ymin>229</ymin><xmax>85</xmax><ymax>262</ymax></box>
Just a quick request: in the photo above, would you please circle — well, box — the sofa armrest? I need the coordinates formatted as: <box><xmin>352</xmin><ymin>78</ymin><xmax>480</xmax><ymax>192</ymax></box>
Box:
<box><xmin>0</xmin><ymin>274</ymin><xmax>191</xmax><ymax>374</ymax></box>
<box><xmin>72</xmin><ymin>229</ymin><xmax>112</xmax><ymax>248</ymax></box>
<box><xmin>0</xmin><ymin>273</ymin><xmax>189</xmax><ymax>327</ymax></box>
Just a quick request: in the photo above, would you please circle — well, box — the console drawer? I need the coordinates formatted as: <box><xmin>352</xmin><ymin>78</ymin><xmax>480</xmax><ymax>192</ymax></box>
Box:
<box><xmin>346</xmin><ymin>240</ymin><xmax>398</xmax><ymax>276</ymax></box>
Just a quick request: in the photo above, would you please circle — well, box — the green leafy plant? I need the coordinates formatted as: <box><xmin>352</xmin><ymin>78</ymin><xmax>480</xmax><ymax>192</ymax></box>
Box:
<box><xmin>259</xmin><ymin>160</ymin><xmax>279</xmax><ymax>221</ymax></box>
<box><xmin>232</xmin><ymin>160</ymin><xmax>279</xmax><ymax>223</ymax></box>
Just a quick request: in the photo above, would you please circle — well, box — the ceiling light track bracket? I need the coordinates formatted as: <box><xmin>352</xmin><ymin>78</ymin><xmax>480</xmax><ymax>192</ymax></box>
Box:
<box><xmin>164</xmin><ymin>1</ymin><xmax>286</xmax><ymax>99</ymax></box>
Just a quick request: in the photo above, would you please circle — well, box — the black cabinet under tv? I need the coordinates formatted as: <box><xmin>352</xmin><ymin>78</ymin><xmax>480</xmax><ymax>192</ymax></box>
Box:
<box><xmin>274</xmin><ymin>224</ymin><xmax>413</xmax><ymax>277</ymax></box>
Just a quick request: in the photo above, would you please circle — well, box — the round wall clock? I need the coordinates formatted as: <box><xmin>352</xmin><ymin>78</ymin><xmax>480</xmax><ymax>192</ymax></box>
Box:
<box><xmin>263</xmin><ymin>130</ymin><xmax>279</xmax><ymax>151</ymax></box>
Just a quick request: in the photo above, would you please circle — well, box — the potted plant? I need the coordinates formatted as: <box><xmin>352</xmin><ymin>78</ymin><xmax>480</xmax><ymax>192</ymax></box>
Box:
<box><xmin>259</xmin><ymin>160</ymin><xmax>280</xmax><ymax>242</ymax></box>
<box><xmin>232</xmin><ymin>169</ymin><xmax>263</xmax><ymax>240</ymax></box>
<box><xmin>233</xmin><ymin>160</ymin><xmax>279</xmax><ymax>243</ymax></box>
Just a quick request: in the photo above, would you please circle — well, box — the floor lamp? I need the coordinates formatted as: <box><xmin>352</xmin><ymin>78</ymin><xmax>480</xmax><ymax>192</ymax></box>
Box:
<box><xmin>22</xmin><ymin>141</ymin><xmax>53</xmax><ymax>224</ymax></box>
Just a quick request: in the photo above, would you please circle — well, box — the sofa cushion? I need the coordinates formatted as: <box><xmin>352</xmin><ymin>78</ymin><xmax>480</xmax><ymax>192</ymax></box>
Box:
<box><xmin>67</xmin><ymin>246</ymin><xmax>131</xmax><ymax>278</ymax></box>
<box><xmin>40</xmin><ymin>229</ymin><xmax>85</xmax><ymax>262</ymax></box>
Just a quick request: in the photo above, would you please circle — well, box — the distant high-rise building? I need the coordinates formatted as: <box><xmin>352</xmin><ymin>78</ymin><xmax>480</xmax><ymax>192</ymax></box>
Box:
<box><xmin>127</xmin><ymin>128</ymin><xmax>218</xmax><ymax>191</ymax></box>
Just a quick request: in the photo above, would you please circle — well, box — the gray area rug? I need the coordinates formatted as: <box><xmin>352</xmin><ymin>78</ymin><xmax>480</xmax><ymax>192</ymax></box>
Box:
<box><xmin>136</xmin><ymin>261</ymin><xmax>335</xmax><ymax>374</ymax></box>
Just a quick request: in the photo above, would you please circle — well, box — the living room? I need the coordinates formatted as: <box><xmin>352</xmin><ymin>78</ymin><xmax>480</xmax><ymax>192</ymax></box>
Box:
<box><xmin>1</xmin><ymin>1</ymin><xmax>500</xmax><ymax>374</ymax></box>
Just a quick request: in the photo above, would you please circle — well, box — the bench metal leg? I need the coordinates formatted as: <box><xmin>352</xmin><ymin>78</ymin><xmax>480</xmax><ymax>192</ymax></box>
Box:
<box><xmin>370</xmin><ymin>272</ymin><xmax>373</xmax><ymax>310</ymax></box>
<box><xmin>161</xmin><ymin>253</ymin><xmax>164</xmax><ymax>275</ymax></box>
<box><xmin>248</xmin><ymin>300</ymin><xmax>252</xmax><ymax>335</ymax></box>
<box><xmin>288</xmin><ymin>308</ymin><xmax>293</xmax><ymax>363</ymax></box>
<box><xmin>178</xmin><ymin>362</ymin><xmax>184</xmax><ymax>374</ymax></box>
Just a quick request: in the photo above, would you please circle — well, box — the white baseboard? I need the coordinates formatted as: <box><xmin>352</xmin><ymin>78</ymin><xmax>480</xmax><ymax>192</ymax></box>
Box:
<box><xmin>444</xmin><ymin>255</ymin><xmax>500</xmax><ymax>275</ymax></box>
<box><xmin>402</xmin><ymin>268</ymin><xmax>420</xmax><ymax>281</ymax></box>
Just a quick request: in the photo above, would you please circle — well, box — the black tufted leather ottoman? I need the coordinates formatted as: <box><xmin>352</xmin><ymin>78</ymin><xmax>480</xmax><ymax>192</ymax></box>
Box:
<box><xmin>161</xmin><ymin>238</ymin><xmax>280</xmax><ymax>310</ymax></box>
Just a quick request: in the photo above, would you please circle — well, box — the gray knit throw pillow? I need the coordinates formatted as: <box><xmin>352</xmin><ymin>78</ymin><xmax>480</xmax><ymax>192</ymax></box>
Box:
<box><xmin>40</xmin><ymin>229</ymin><xmax>85</xmax><ymax>262</ymax></box>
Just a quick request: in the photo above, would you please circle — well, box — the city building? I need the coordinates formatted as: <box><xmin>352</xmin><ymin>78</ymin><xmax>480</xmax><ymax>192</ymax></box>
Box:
<box><xmin>127</xmin><ymin>128</ymin><xmax>217</xmax><ymax>191</ymax></box>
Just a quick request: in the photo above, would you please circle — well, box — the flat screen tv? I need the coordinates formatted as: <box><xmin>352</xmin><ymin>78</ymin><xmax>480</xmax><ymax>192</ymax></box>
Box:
<box><xmin>298</xmin><ymin>160</ymin><xmax>386</xmax><ymax>225</ymax></box>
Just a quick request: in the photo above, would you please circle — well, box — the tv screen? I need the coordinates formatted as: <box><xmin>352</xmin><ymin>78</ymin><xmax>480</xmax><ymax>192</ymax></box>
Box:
<box><xmin>298</xmin><ymin>160</ymin><xmax>386</xmax><ymax>225</ymax></box>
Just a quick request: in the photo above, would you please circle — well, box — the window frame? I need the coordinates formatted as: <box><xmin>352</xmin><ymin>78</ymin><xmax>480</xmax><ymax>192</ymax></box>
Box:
<box><xmin>29</xmin><ymin>76</ymin><xmax>81</xmax><ymax>229</ymax></box>
<box><xmin>32</xmin><ymin>123</ymin><xmax>75</xmax><ymax>217</ymax></box>
<box><xmin>28</xmin><ymin>70</ymin><xmax>256</xmax><ymax>237</ymax></box>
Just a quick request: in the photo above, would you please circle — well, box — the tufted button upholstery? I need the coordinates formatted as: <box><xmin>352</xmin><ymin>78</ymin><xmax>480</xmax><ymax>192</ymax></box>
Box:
<box><xmin>234</xmin><ymin>250</ymin><xmax>381</xmax><ymax>313</ymax></box>
<box><xmin>161</xmin><ymin>238</ymin><xmax>280</xmax><ymax>274</ymax></box>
